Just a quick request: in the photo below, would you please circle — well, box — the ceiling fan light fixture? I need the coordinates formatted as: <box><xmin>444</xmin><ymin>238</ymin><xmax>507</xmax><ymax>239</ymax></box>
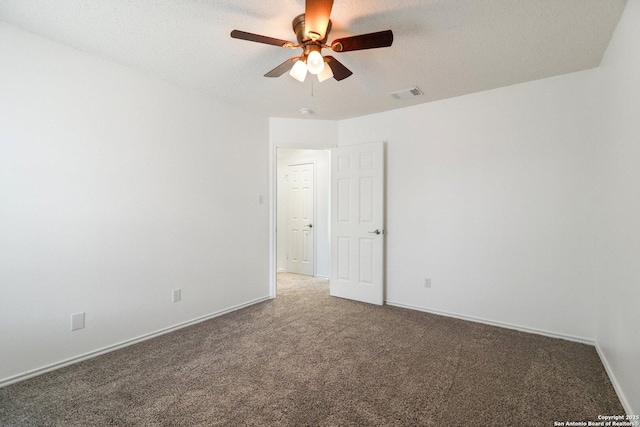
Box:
<box><xmin>231</xmin><ymin>0</ymin><xmax>395</xmax><ymax>84</ymax></box>
<box><xmin>317</xmin><ymin>62</ymin><xmax>334</xmax><ymax>82</ymax></box>
<box><xmin>306</xmin><ymin>49</ymin><xmax>325</xmax><ymax>75</ymax></box>
<box><xmin>289</xmin><ymin>60</ymin><xmax>308</xmax><ymax>82</ymax></box>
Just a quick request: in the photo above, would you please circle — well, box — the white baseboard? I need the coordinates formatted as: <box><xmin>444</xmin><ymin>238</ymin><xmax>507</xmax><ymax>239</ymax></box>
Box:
<box><xmin>384</xmin><ymin>300</ymin><xmax>594</xmax><ymax>345</ymax></box>
<box><xmin>595</xmin><ymin>343</ymin><xmax>634</xmax><ymax>416</ymax></box>
<box><xmin>0</xmin><ymin>295</ymin><xmax>271</xmax><ymax>388</ymax></box>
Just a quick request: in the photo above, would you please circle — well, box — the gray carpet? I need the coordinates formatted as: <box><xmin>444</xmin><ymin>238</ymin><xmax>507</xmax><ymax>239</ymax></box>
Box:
<box><xmin>0</xmin><ymin>273</ymin><xmax>624</xmax><ymax>426</ymax></box>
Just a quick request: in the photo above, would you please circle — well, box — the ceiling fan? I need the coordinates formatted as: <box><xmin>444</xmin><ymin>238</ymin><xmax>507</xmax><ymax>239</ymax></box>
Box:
<box><xmin>230</xmin><ymin>0</ymin><xmax>393</xmax><ymax>83</ymax></box>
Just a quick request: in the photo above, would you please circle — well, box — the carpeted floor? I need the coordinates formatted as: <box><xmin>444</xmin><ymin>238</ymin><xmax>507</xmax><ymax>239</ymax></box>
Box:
<box><xmin>0</xmin><ymin>273</ymin><xmax>624</xmax><ymax>426</ymax></box>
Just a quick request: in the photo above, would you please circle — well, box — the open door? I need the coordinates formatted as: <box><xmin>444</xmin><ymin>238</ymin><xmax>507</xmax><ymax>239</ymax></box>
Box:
<box><xmin>330</xmin><ymin>142</ymin><xmax>384</xmax><ymax>305</ymax></box>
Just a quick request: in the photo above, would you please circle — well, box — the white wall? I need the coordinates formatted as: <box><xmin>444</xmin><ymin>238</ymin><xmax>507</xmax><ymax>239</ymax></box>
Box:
<box><xmin>0</xmin><ymin>23</ymin><xmax>270</xmax><ymax>384</ymax></box>
<box><xmin>269</xmin><ymin>118</ymin><xmax>338</xmax><ymax>150</ymax></box>
<box><xmin>277</xmin><ymin>149</ymin><xmax>330</xmax><ymax>277</ymax></box>
<box><xmin>339</xmin><ymin>70</ymin><xmax>601</xmax><ymax>342</ymax></box>
<box><xmin>597</xmin><ymin>0</ymin><xmax>640</xmax><ymax>415</ymax></box>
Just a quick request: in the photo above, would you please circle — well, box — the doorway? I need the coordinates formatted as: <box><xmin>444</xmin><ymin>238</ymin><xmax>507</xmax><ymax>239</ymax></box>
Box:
<box><xmin>276</xmin><ymin>148</ymin><xmax>331</xmax><ymax>283</ymax></box>
<box><xmin>272</xmin><ymin>143</ymin><xmax>386</xmax><ymax>304</ymax></box>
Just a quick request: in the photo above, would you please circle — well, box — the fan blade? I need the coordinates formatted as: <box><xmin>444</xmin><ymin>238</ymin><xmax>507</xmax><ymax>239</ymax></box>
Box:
<box><xmin>324</xmin><ymin>56</ymin><xmax>352</xmax><ymax>81</ymax></box>
<box><xmin>230</xmin><ymin>30</ymin><xmax>292</xmax><ymax>47</ymax></box>
<box><xmin>264</xmin><ymin>58</ymin><xmax>298</xmax><ymax>78</ymax></box>
<box><xmin>305</xmin><ymin>0</ymin><xmax>334</xmax><ymax>41</ymax></box>
<box><xmin>331</xmin><ymin>30</ymin><xmax>393</xmax><ymax>52</ymax></box>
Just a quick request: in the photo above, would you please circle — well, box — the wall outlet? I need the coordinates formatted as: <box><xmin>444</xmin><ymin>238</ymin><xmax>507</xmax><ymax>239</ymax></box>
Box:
<box><xmin>424</xmin><ymin>278</ymin><xmax>432</xmax><ymax>288</ymax></box>
<box><xmin>71</xmin><ymin>312</ymin><xmax>85</xmax><ymax>331</ymax></box>
<box><xmin>172</xmin><ymin>289</ymin><xmax>181</xmax><ymax>302</ymax></box>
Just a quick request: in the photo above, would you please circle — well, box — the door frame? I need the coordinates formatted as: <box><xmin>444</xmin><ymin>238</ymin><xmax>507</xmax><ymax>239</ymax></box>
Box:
<box><xmin>269</xmin><ymin>141</ymin><xmax>337</xmax><ymax>299</ymax></box>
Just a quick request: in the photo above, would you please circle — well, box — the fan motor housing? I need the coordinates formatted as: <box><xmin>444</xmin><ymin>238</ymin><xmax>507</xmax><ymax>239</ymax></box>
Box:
<box><xmin>292</xmin><ymin>13</ymin><xmax>332</xmax><ymax>44</ymax></box>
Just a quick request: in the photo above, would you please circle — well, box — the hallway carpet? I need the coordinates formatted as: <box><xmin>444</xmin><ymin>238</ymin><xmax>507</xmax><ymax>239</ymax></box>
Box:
<box><xmin>0</xmin><ymin>273</ymin><xmax>624</xmax><ymax>426</ymax></box>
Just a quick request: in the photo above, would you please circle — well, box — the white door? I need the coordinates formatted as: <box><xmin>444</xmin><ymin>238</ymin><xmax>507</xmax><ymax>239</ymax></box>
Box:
<box><xmin>286</xmin><ymin>163</ymin><xmax>315</xmax><ymax>276</ymax></box>
<box><xmin>330</xmin><ymin>142</ymin><xmax>385</xmax><ymax>305</ymax></box>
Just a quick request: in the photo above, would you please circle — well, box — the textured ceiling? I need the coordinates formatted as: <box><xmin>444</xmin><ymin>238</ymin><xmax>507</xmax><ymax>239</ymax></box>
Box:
<box><xmin>0</xmin><ymin>0</ymin><xmax>628</xmax><ymax>120</ymax></box>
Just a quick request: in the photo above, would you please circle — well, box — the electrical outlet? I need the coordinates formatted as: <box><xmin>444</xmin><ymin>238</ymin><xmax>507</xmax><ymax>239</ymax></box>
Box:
<box><xmin>71</xmin><ymin>312</ymin><xmax>85</xmax><ymax>331</ymax></box>
<box><xmin>424</xmin><ymin>278</ymin><xmax>431</xmax><ymax>288</ymax></box>
<box><xmin>172</xmin><ymin>289</ymin><xmax>181</xmax><ymax>302</ymax></box>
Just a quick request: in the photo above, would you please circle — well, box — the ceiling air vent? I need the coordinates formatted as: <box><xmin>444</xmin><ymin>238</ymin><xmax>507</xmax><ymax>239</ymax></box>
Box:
<box><xmin>390</xmin><ymin>86</ymin><xmax>423</xmax><ymax>100</ymax></box>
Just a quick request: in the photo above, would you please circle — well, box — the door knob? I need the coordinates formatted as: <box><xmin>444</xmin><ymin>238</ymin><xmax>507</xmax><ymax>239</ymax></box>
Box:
<box><xmin>306</xmin><ymin>224</ymin><xmax>313</xmax><ymax>228</ymax></box>
<box><xmin>368</xmin><ymin>229</ymin><xmax>381</xmax><ymax>235</ymax></box>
